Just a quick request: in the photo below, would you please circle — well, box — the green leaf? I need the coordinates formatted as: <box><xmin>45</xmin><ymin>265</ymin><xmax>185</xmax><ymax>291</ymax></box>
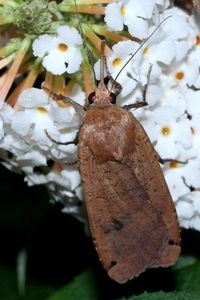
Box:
<box><xmin>173</xmin><ymin>256</ymin><xmax>200</xmax><ymax>292</ymax></box>
<box><xmin>122</xmin><ymin>290</ymin><xmax>200</xmax><ymax>300</ymax></box>
<box><xmin>47</xmin><ymin>269</ymin><xmax>101</xmax><ymax>300</ymax></box>
<box><xmin>0</xmin><ymin>265</ymin><xmax>55</xmax><ymax>300</ymax></box>
<box><xmin>0</xmin><ymin>266</ymin><xmax>18</xmax><ymax>300</ymax></box>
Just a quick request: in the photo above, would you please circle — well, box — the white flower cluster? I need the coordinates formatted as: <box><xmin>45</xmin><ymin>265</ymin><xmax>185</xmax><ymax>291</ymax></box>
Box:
<box><xmin>1</xmin><ymin>0</ymin><xmax>200</xmax><ymax>230</ymax></box>
<box><xmin>32</xmin><ymin>25</ymin><xmax>83</xmax><ymax>75</ymax></box>
<box><xmin>0</xmin><ymin>86</ymin><xmax>85</xmax><ymax>222</ymax></box>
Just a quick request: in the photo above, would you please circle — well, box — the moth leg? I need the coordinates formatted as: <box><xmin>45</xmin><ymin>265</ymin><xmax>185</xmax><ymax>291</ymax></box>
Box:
<box><xmin>142</xmin><ymin>63</ymin><xmax>153</xmax><ymax>103</ymax></box>
<box><xmin>45</xmin><ymin>129</ymin><xmax>78</xmax><ymax>146</ymax></box>
<box><xmin>45</xmin><ymin>130</ymin><xmax>78</xmax><ymax>165</ymax></box>
<box><xmin>64</xmin><ymin>160</ymin><xmax>77</xmax><ymax>166</ymax></box>
<box><xmin>158</xmin><ymin>156</ymin><xmax>187</xmax><ymax>165</ymax></box>
<box><xmin>43</xmin><ymin>85</ymin><xmax>86</xmax><ymax>121</ymax></box>
<box><xmin>122</xmin><ymin>101</ymin><xmax>148</xmax><ymax>111</ymax></box>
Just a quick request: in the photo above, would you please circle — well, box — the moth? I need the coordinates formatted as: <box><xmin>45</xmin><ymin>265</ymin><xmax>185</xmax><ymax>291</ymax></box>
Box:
<box><xmin>46</xmin><ymin>23</ymin><xmax>181</xmax><ymax>285</ymax></box>
<box><xmin>77</xmin><ymin>63</ymin><xmax>180</xmax><ymax>284</ymax></box>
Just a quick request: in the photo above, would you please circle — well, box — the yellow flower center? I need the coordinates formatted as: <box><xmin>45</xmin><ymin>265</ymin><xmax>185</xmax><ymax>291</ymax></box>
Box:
<box><xmin>121</xmin><ymin>6</ymin><xmax>126</xmax><ymax>16</ymax></box>
<box><xmin>191</xmin><ymin>127</ymin><xmax>195</xmax><ymax>134</ymax></box>
<box><xmin>112</xmin><ymin>57</ymin><xmax>122</xmax><ymax>68</ymax></box>
<box><xmin>58</xmin><ymin>43</ymin><xmax>68</xmax><ymax>52</ymax></box>
<box><xmin>175</xmin><ymin>71</ymin><xmax>184</xmax><ymax>81</ymax></box>
<box><xmin>161</xmin><ymin>126</ymin><xmax>170</xmax><ymax>136</ymax></box>
<box><xmin>169</xmin><ymin>161</ymin><xmax>179</xmax><ymax>168</ymax></box>
<box><xmin>143</xmin><ymin>47</ymin><xmax>149</xmax><ymax>56</ymax></box>
<box><xmin>37</xmin><ymin>107</ymin><xmax>47</xmax><ymax>114</ymax></box>
<box><xmin>196</xmin><ymin>35</ymin><xmax>200</xmax><ymax>45</ymax></box>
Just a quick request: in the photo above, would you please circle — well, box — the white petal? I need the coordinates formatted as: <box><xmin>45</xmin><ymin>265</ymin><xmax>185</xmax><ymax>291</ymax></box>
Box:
<box><xmin>161</xmin><ymin>89</ymin><xmax>186</xmax><ymax>114</ymax></box>
<box><xmin>176</xmin><ymin>200</ymin><xmax>194</xmax><ymax>219</ymax></box>
<box><xmin>104</xmin><ymin>3</ymin><xmax>124</xmax><ymax>31</ymax></box>
<box><xmin>151</xmin><ymin>106</ymin><xmax>180</xmax><ymax>124</ymax></box>
<box><xmin>190</xmin><ymin>216</ymin><xmax>200</xmax><ymax>231</ymax></box>
<box><xmin>151</xmin><ymin>36</ymin><xmax>176</xmax><ymax>64</ymax></box>
<box><xmin>175</xmin><ymin>119</ymin><xmax>193</xmax><ymax>149</ymax></box>
<box><xmin>146</xmin><ymin>84</ymin><xmax>162</xmax><ymax>106</ymax></box>
<box><xmin>61</xmin><ymin>168</ymin><xmax>81</xmax><ymax>190</ymax></box>
<box><xmin>18</xmin><ymin>88</ymin><xmax>48</xmax><ymax>108</ymax></box>
<box><xmin>66</xmin><ymin>48</ymin><xmax>82</xmax><ymax>73</ymax></box>
<box><xmin>11</xmin><ymin>110</ymin><xmax>34</xmax><ymax>135</ymax></box>
<box><xmin>155</xmin><ymin>138</ymin><xmax>179</xmax><ymax>158</ymax></box>
<box><xmin>185</xmin><ymin>89</ymin><xmax>200</xmax><ymax>116</ymax></box>
<box><xmin>164</xmin><ymin>169</ymin><xmax>189</xmax><ymax>200</ymax></box>
<box><xmin>32</xmin><ymin>35</ymin><xmax>57</xmax><ymax>57</ymax></box>
<box><xmin>125</xmin><ymin>0</ymin><xmax>155</xmax><ymax>19</ymax></box>
<box><xmin>51</xmin><ymin>105</ymin><xmax>75</xmax><ymax>127</ymax></box>
<box><xmin>57</xmin><ymin>25</ymin><xmax>82</xmax><ymax>45</ymax></box>
<box><xmin>42</xmin><ymin>51</ymin><xmax>68</xmax><ymax>75</ymax></box>
<box><xmin>127</xmin><ymin>18</ymin><xmax>148</xmax><ymax>39</ymax></box>
<box><xmin>17</xmin><ymin>150</ymin><xmax>47</xmax><ymax>166</ymax></box>
<box><xmin>192</xmin><ymin>191</ymin><xmax>200</xmax><ymax>211</ymax></box>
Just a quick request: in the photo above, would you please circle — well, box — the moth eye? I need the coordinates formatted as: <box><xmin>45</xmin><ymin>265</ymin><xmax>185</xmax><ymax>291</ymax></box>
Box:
<box><xmin>88</xmin><ymin>91</ymin><xmax>96</xmax><ymax>104</ymax></box>
<box><xmin>109</xmin><ymin>93</ymin><xmax>116</xmax><ymax>104</ymax></box>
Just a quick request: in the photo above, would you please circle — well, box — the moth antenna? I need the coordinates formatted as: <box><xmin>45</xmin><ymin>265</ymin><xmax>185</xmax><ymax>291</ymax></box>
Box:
<box><xmin>109</xmin><ymin>15</ymin><xmax>172</xmax><ymax>93</ymax></box>
<box><xmin>43</xmin><ymin>85</ymin><xmax>86</xmax><ymax>121</ymax></box>
<box><xmin>98</xmin><ymin>41</ymin><xmax>107</xmax><ymax>90</ymax></box>
<box><xmin>100</xmin><ymin>42</ymin><xmax>105</xmax><ymax>81</ymax></box>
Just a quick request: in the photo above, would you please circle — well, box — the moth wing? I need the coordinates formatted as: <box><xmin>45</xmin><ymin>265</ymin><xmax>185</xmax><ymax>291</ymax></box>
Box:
<box><xmin>129</xmin><ymin>116</ymin><xmax>181</xmax><ymax>266</ymax></box>
<box><xmin>78</xmin><ymin>146</ymin><xmax>171</xmax><ymax>283</ymax></box>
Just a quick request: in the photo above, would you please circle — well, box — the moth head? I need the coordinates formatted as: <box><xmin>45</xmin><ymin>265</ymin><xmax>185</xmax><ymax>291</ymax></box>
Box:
<box><xmin>88</xmin><ymin>90</ymin><xmax>116</xmax><ymax>105</ymax></box>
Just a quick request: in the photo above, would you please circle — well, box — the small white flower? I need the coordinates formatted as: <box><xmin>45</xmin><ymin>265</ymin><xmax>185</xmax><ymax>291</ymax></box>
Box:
<box><xmin>142</xmin><ymin>28</ymin><xmax>176</xmax><ymax>66</ymax></box>
<box><xmin>105</xmin><ymin>40</ymin><xmax>143</xmax><ymax>97</ymax></box>
<box><xmin>160</xmin><ymin>60</ymin><xmax>199</xmax><ymax>91</ymax></box>
<box><xmin>144</xmin><ymin>106</ymin><xmax>192</xmax><ymax>159</ymax></box>
<box><xmin>11</xmin><ymin>88</ymin><xmax>57</xmax><ymax>149</ymax></box>
<box><xmin>32</xmin><ymin>25</ymin><xmax>83</xmax><ymax>75</ymax></box>
<box><xmin>137</xmin><ymin>27</ymin><xmax>176</xmax><ymax>87</ymax></box>
<box><xmin>105</xmin><ymin>0</ymin><xmax>157</xmax><ymax>39</ymax></box>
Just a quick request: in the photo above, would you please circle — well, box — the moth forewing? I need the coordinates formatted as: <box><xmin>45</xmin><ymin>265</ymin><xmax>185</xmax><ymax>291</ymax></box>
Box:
<box><xmin>128</xmin><ymin>116</ymin><xmax>181</xmax><ymax>265</ymax></box>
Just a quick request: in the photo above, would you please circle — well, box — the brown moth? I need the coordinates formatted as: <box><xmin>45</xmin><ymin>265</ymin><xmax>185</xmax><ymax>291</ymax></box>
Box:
<box><xmin>76</xmin><ymin>58</ymin><xmax>180</xmax><ymax>284</ymax></box>
<box><xmin>46</xmin><ymin>22</ymin><xmax>180</xmax><ymax>284</ymax></box>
